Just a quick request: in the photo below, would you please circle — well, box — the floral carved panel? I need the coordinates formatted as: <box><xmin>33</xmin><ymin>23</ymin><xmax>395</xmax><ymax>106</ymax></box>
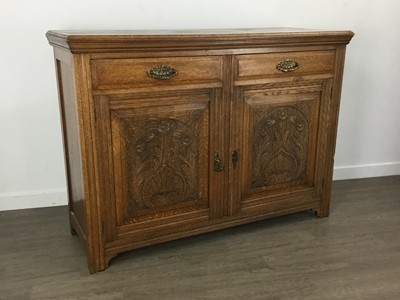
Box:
<box><xmin>251</xmin><ymin>103</ymin><xmax>312</xmax><ymax>189</ymax></box>
<box><xmin>111</xmin><ymin>104</ymin><xmax>209</xmax><ymax>223</ymax></box>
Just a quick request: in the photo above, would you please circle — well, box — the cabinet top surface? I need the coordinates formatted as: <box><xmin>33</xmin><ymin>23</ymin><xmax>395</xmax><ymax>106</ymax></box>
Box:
<box><xmin>48</xmin><ymin>27</ymin><xmax>349</xmax><ymax>35</ymax></box>
<box><xmin>46</xmin><ymin>28</ymin><xmax>354</xmax><ymax>53</ymax></box>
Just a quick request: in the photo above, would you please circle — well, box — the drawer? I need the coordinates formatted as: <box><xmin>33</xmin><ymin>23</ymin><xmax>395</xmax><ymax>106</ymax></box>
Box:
<box><xmin>91</xmin><ymin>56</ymin><xmax>223</xmax><ymax>89</ymax></box>
<box><xmin>236</xmin><ymin>51</ymin><xmax>335</xmax><ymax>80</ymax></box>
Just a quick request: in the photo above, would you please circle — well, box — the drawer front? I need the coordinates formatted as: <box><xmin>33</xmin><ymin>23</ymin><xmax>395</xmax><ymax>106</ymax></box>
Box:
<box><xmin>92</xmin><ymin>56</ymin><xmax>223</xmax><ymax>89</ymax></box>
<box><xmin>236</xmin><ymin>50</ymin><xmax>335</xmax><ymax>80</ymax></box>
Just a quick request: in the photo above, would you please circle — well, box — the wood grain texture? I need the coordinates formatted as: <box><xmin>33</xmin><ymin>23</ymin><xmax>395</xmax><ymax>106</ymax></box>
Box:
<box><xmin>54</xmin><ymin>50</ymin><xmax>86</xmax><ymax>237</ymax></box>
<box><xmin>317</xmin><ymin>46</ymin><xmax>348</xmax><ymax>218</ymax></box>
<box><xmin>72</xmin><ymin>53</ymin><xmax>106</xmax><ymax>273</ymax></box>
<box><xmin>107</xmin><ymin>93</ymin><xmax>211</xmax><ymax>224</ymax></box>
<box><xmin>47</xmin><ymin>29</ymin><xmax>353</xmax><ymax>272</ymax></box>
<box><xmin>91</xmin><ymin>56</ymin><xmax>223</xmax><ymax>90</ymax></box>
<box><xmin>236</xmin><ymin>82</ymin><xmax>323</xmax><ymax>213</ymax></box>
<box><xmin>236</xmin><ymin>50</ymin><xmax>335</xmax><ymax>79</ymax></box>
<box><xmin>1</xmin><ymin>176</ymin><xmax>399</xmax><ymax>299</ymax></box>
<box><xmin>46</xmin><ymin>28</ymin><xmax>354</xmax><ymax>53</ymax></box>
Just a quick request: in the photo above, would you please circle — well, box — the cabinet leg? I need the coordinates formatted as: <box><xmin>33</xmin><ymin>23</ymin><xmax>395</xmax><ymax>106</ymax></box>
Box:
<box><xmin>70</xmin><ymin>225</ymin><xmax>78</xmax><ymax>236</ymax></box>
<box><xmin>87</xmin><ymin>253</ymin><xmax>116</xmax><ymax>274</ymax></box>
<box><xmin>314</xmin><ymin>207</ymin><xmax>329</xmax><ymax>218</ymax></box>
<box><xmin>68</xmin><ymin>213</ymin><xmax>78</xmax><ymax>235</ymax></box>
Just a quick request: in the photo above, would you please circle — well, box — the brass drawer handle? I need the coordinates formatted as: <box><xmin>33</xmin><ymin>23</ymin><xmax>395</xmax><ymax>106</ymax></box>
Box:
<box><xmin>148</xmin><ymin>65</ymin><xmax>177</xmax><ymax>80</ymax></box>
<box><xmin>214</xmin><ymin>152</ymin><xmax>224</xmax><ymax>172</ymax></box>
<box><xmin>276</xmin><ymin>59</ymin><xmax>300</xmax><ymax>72</ymax></box>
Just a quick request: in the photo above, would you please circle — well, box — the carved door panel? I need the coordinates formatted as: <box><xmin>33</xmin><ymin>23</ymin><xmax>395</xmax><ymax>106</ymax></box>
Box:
<box><xmin>94</xmin><ymin>90</ymin><xmax>225</xmax><ymax>242</ymax></box>
<box><xmin>231</xmin><ymin>81</ymin><xmax>332</xmax><ymax>215</ymax></box>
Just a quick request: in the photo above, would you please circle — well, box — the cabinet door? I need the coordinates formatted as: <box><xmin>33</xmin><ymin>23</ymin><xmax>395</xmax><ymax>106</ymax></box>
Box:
<box><xmin>94</xmin><ymin>89</ymin><xmax>225</xmax><ymax>243</ymax></box>
<box><xmin>231</xmin><ymin>81</ymin><xmax>332</xmax><ymax>215</ymax></box>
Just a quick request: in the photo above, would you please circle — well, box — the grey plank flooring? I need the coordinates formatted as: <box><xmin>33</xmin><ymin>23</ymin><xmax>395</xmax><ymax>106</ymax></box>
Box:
<box><xmin>1</xmin><ymin>176</ymin><xmax>399</xmax><ymax>300</ymax></box>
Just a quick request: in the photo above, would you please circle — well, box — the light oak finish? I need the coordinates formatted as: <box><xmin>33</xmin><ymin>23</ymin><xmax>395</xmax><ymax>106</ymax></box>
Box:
<box><xmin>236</xmin><ymin>50</ymin><xmax>335</xmax><ymax>79</ymax></box>
<box><xmin>46</xmin><ymin>28</ymin><xmax>353</xmax><ymax>273</ymax></box>
<box><xmin>91</xmin><ymin>56</ymin><xmax>223</xmax><ymax>90</ymax></box>
<box><xmin>1</xmin><ymin>176</ymin><xmax>399</xmax><ymax>299</ymax></box>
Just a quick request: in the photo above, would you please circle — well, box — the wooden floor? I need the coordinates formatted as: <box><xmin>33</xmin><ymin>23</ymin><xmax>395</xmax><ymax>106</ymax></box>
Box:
<box><xmin>1</xmin><ymin>176</ymin><xmax>399</xmax><ymax>300</ymax></box>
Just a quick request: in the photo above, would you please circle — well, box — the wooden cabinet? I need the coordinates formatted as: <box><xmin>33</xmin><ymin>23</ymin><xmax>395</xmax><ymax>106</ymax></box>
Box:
<box><xmin>47</xmin><ymin>28</ymin><xmax>353</xmax><ymax>273</ymax></box>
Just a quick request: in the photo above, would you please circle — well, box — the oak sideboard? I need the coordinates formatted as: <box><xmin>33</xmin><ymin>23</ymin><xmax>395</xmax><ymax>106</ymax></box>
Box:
<box><xmin>46</xmin><ymin>28</ymin><xmax>353</xmax><ymax>273</ymax></box>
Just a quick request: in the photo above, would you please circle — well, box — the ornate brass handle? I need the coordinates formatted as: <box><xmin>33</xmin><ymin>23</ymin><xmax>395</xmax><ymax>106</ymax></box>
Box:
<box><xmin>214</xmin><ymin>152</ymin><xmax>224</xmax><ymax>172</ymax></box>
<box><xmin>276</xmin><ymin>59</ymin><xmax>300</xmax><ymax>72</ymax></box>
<box><xmin>148</xmin><ymin>65</ymin><xmax>177</xmax><ymax>80</ymax></box>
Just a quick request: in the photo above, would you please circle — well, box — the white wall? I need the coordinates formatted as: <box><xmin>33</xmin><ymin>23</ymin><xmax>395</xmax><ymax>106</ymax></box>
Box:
<box><xmin>1</xmin><ymin>0</ymin><xmax>399</xmax><ymax>210</ymax></box>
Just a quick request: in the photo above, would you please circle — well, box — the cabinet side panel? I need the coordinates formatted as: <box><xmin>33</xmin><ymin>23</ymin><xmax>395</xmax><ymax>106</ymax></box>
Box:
<box><xmin>317</xmin><ymin>45</ymin><xmax>348</xmax><ymax>217</ymax></box>
<box><xmin>55</xmin><ymin>55</ymin><xmax>87</xmax><ymax>237</ymax></box>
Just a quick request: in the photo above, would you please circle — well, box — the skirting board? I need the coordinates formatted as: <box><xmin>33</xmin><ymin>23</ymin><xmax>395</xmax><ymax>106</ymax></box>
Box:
<box><xmin>0</xmin><ymin>162</ymin><xmax>399</xmax><ymax>211</ymax></box>
<box><xmin>0</xmin><ymin>189</ymin><xmax>67</xmax><ymax>211</ymax></box>
<box><xmin>333</xmin><ymin>162</ymin><xmax>400</xmax><ymax>181</ymax></box>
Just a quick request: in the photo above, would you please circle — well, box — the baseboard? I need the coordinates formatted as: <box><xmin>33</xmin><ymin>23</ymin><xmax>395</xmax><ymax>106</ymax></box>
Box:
<box><xmin>1</xmin><ymin>163</ymin><xmax>399</xmax><ymax>211</ymax></box>
<box><xmin>0</xmin><ymin>189</ymin><xmax>67</xmax><ymax>211</ymax></box>
<box><xmin>333</xmin><ymin>162</ymin><xmax>400</xmax><ymax>180</ymax></box>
